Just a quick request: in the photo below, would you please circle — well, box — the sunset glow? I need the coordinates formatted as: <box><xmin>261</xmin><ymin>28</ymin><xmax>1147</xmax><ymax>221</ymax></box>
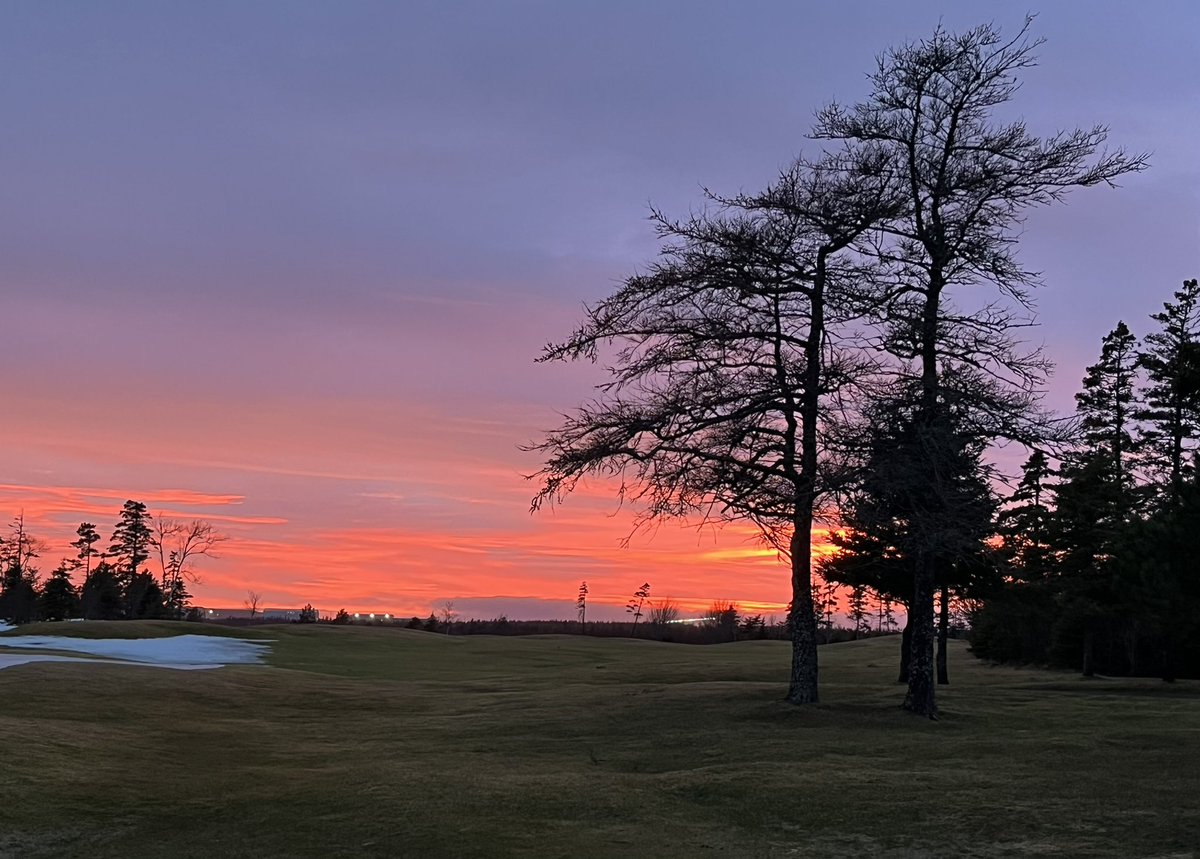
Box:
<box><xmin>2</xmin><ymin>2</ymin><xmax>1195</xmax><ymax>620</ymax></box>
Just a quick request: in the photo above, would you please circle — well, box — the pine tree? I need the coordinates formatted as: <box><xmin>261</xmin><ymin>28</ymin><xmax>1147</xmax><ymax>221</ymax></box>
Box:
<box><xmin>576</xmin><ymin>580</ymin><xmax>588</xmax><ymax>629</ymax></box>
<box><xmin>0</xmin><ymin>515</ymin><xmax>43</xmax><ymax>624</ymax></box>
<box><xmin>39</xmin><ymin>562</ymin><xmax>79</xmax><ymax>621</ymax></box>
<box><xmin>79</xmin><ymin>561</ymin><xmax>123</xmax><ymax>620</ymax></box>
<box><xmin>71</xmin><ymin>522</ymin><xmax>102</xmax><ymax>581</ymax></box>
<box><xmin>847</xmin><ymin>585</ymin><xmax>870</xmax><ymax>639</ymax></box>
<box><xmin>1050</xmin><ymin>325</ymin><xmax>1145</xmax><ymax>675</ymax></box>
<box><xmin>626</xmin><ymin>583</ymin><xmax>650</xmax><ymax>632</ymax></box>
<box><xmin>1076</xmin><ymin>322</ymin><xmax>1140</xmax><ymax>498</ymax></box>
<box><xmin>109</xmin><ymin>501</ymin><xmax>154</xmax><ymax>618</ymax></box>
<box><xmin>997</xmin><ymin>451</ymin><xmax>1056</xmax><ymax>581</ymax></box>
<box><xmin>1138</xmin><ymin>279</ymin><xmax>1200</xmax><ymax>507</ymax></box>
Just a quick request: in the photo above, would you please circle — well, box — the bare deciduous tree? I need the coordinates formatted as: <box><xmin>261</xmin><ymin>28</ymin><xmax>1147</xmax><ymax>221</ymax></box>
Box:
<box><xmin>153</xmin><ymin>518</ymin><xmax>226</xmax><ymax>617</ymax></box>
<box><xmin>244</xmin><ymin>590</ymin><xmax>263</xmax><ymax>618</ymax></box>
<box><xmin>647</xmin><ymin>598</ymin><xmax>680</xmax><ymax>629</ymax></box>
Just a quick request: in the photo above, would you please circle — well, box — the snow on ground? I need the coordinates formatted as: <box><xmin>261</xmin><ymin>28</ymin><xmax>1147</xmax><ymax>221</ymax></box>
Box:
<box><xmin>0</xmin><ymin>633</ymin><xmax>271</xmax><ymax>672</ymax></box>
<box><xmin>0</xmin><ymin>653</ymin><xmax>225</xmax><ymax>671</ymax></box>
<box><xmin>0</xmin><ymin>622</ymin><xmax>14</xmax><ymax>634</ymax></box>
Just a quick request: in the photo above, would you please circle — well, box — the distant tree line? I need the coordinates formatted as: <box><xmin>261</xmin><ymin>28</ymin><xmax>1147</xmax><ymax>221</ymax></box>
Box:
<box><xmin>0</xmin><ymin>501</ymin><xmax>224</xmax><ymax>624</ymax></box>
<box><xmin>332</xmin><ymin>595</ymin><xmax>893</xmax><ymax>646</ymax></box>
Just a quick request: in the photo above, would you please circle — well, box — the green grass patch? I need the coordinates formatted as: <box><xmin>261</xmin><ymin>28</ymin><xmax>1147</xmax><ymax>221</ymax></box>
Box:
<box><xmin>1</xmin><ymin>624</ymin><xmax>1197</xmax><ymax>857</ymax></box>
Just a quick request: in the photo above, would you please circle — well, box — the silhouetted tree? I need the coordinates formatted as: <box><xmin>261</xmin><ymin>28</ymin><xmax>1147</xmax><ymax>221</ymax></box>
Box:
<box><xmin>245</xmin><ymin>591</ymin><xmax>263</xmax><ymax>619</ymax></box>
<box><xmin>576</xmin><ymin>580</ymin><xmax>588</xmax><ymax>630</ymax></box>
<box><xmin>109</xmin><ymin>500</ymin><xmax>153</xmax><ymax>617</ymax></box>
<box><xmin>701</xmin><ymin>600</ymin><xmax>739</xmax><ymax>643</ymax></box>
<box><xmin>848</xmin><ymin>585</ymin><xmax>870</xmax><ymax>639</ymax></box>
<box><xmin>997</xmin><ymin>451</ymin><xmax>1056</xmax><ymax>581</ymax></box>
<box><xmin>39</xmin><ymin>561</ymin><xmax>79</xmax><ymax>621</ymax></box>
<box><xmin>153</xmin><ymin>518</ymin><xmax>225</xmax><ymax>618</ymax></box>
<box><xmin>626</xmin><ymin>583</ymin><xmax>650</xmax><ymax>632</ymax></box>
<box><xmin>812</xmin><ymin>19</ymin><xmax>1146</xmax><ymax>717</ymax></box>
<box><xmin>530</xmin><ymin>148</ymin><xmax>900</xmax><ymax>705</ymax></box>
<box><xmin>0</xmin><ymin>515</ymin><xmax>43</xmax><ymax>624</ymax></box>
<box><xmin>71</xmin><ymin>522</ymin><xmax>102</xmax><ymax>582</ymax></box>
<box><xmin>647</xmin><ymin>598</ymin><xmax>680</xmax><ymax>633</ymax></box>
<box><xmin>1138</xmin><ymin>279</ymin><xmax>1200</xmax><ymax>507</ymax></box>
<box><xmin>80</xmin><ymin>561</ymin><xmax>123</xmax><ymax>620</ymax></box>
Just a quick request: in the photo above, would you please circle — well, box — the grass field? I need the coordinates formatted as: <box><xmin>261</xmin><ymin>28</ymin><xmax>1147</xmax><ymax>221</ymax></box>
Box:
<box><xmin>1</xmin><ymin>622</ymin><xmax>1197</xmax><ymax>858</ymax></box>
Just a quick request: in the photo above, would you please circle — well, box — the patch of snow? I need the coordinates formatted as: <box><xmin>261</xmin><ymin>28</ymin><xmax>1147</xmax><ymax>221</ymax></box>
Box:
<box><xmin>0</xmin><ymin>653</ymin><xmax>223</xmax><ymax>671</ymax></box>
<box><xmin>0</xmin><ymin>622</ymin><xmax>14</xmax><ymax>634</ymax></box>
<box><xmin>0</xmin><ymin>634</ymin><xmax>270</xmax><ymax>671</ymax></box>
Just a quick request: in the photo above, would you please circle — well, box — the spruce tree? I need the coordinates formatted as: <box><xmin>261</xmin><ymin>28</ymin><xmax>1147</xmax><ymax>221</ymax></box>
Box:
<box><xmin>71</xmin><ymin>522</ymin><xmax>102</xmax><ymax>581</ymax></box>
<box><xmin>997</xmin><ymin>451</ymin><xmax>1056</xmax><ymax>581</ymax></box>
<box><xmin>39</xmin><ymin>562</ymin><xmax>79</xmax><ymax>621</ymax></box>
<box><xmin>1076</xmin><ymin>321</ymin><xmax>1140</xmax><ymax>498</ymax></box>
<box><xmin>109</xmin><ymin>501</ymin><xmax>154</xmax><ymax>618</ymax></box>
<box><xmin>1138</xmin><ymin>279</ymin><xmax>1200</xmax><ymax>507</ymax></box>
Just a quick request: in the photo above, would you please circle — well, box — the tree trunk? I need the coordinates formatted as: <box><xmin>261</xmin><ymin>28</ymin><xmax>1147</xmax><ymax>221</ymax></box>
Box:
<box><xmin>897</xmin><ymin>615</ymin><xmax>912</xmax><ymax>683</ymax></box>
<box><xmin>903</xmin><ymin>555</ymin><xmax>938</xmax><ymax>718</ymax></box>
<box><xmin>936</xmin><ymin>584</ymin><xmax>950</xmax><ymax>685</ymax></box>
<box><xmin>1162</xmin><ymin>636</ymin><xmax>1176</xmax><ymax>683</ymax></box>
<box><xmin>785</xmin><ymin>247</ymin><xmax>828</xmax><ymax>706</ymax></box>
<box><xmin>786</xmin><ymin>514</ymin><xmax>819</xmax><ymax>704</ymax></box>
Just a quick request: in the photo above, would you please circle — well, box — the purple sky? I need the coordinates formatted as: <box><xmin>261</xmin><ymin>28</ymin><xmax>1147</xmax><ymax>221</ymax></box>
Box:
<box><xmin>1</xmin><ymin>2</ymin><xmax>1197</xmax><ymax>617</ymax></box>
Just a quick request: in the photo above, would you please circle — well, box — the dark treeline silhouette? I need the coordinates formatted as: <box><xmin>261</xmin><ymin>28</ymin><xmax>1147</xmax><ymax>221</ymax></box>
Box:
<box><xmin>0</xmin><ymin>502</ymin><xmax>224</xmax><ymax>624</ymax></box>
<box><xmin>319</xmin><ymin>601</ymin><xmax>900</xmax><ymax>646</ymax></box>
<box><xmin>528</xmin><ymin>17</ymin><xmax>1146</xmax><ymax>717</ymax></box>
<box><xmin>972</xmin><ymin>280</ymin><xmax>1200</xmax><ymax>681</ymax></box>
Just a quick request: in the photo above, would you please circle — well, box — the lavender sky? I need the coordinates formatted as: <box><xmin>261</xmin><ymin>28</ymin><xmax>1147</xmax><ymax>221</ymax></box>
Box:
<box><xmin>2</xmin><ymin>2</ymin><xmax>1197</xmax><ymax>618</ymax></box>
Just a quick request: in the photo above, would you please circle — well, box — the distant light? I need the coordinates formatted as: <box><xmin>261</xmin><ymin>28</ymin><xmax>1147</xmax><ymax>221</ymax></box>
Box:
<box><xmin>369</xmin><ymin>613</ymin><xmax>375</xmax><ymax>619</ymax></box>
<box><xmin>354</xmin><ymin>613</ymin><xmax>360</xmax><ymax>618</ymax></box>
<box><xmin>384</xmin><ymin>613</ymin><xmax>390</xmax><ymax>619</ymax></box>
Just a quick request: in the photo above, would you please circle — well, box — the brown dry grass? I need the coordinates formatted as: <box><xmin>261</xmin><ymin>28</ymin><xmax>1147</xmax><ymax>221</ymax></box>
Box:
<box><xmin>1</xmin><ymin>622</ymin><xmax>1197</xmax><ymax>857</ymax></box>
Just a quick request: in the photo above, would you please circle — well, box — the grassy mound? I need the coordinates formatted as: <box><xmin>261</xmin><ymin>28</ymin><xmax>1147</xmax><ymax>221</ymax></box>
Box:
<box><xmin>1</xmin><ymin>628</ymin><xmax>1196</xmax><ymax>857</ymax></box>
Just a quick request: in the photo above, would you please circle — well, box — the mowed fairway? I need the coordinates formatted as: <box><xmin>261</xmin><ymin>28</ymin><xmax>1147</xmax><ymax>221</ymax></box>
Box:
<box><xmin>2</xmin><ymin>623</ymin><xmax>1198</xmax><ymax>858</ymax></box>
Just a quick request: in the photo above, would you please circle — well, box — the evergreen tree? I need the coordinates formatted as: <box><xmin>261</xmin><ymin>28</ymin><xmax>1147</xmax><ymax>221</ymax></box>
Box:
<box><xmin>626</xmin><ymin>583</ymin><xmax>650</xmax><ymax>632</ymax></box>
<box><xmin>1137</xmin><ymin>279</ymin><xmax>1200</xmax><ymax>507</ymax></box>
<box><xmin>1076</xmin><ymin>322</ymin><xmax>1140</xmax><ymax>497</ymax></box>
<box><xmin>997</xmin><ymin>451</ymin><xmax>1056</xmax><ymax>581</ymax></box>
<box><xmin>71</xmin><ymin>522</ymin><xmax>102</xmax><ymax>581</ymax></box>
<box><xmin>576</xmin><ymin>580</ymin><xmax>588</xmax><ymax>629</ymax></box>
<box><xmin>1049</xmin><ymin>326</ymin><xmax>1145</xmax><ymax>675</ymax></box>
<box><xmin>80</xmin><ymin>561</ymin><xmax>124</xmax><ymax>620</ymax></box>
<box><xmin>39</xmin><ymin>562</ymin><xmax>79</xmax><ymax>621</ymax></box>
<box><xmin>847</xmin><ymin>585</ymin><xmax>870</xmax><ymax>639</ymax></box>
<box><xmin>109</xmin><ymin>501</ymin><xmax>153</xmax><ymax>617</ymax></box>
<box><xmin>0</xmin><ymin>515</ymin><xmax>43</xmax><ymax>623</ymax></box>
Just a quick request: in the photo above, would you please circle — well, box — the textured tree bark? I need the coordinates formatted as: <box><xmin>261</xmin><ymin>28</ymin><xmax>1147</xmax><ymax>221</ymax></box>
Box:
<box><xmin>898</xmin><ymin>617</ymin><xmax>912</xmax><ymax>683</ymax></box>
<box><xmin>903</xmin><ymin>555</ymin><xmax>938</xmax><ymax>718</ymax></box>
<box><xmin>936</xmin><ymin>584</ymin><xmax>950</xmax><ymax>685</ymax></box>
<box><xmin>787</xmin><ymin>510</ymin><xmax>820</xmax><ymax>704</ymax></box>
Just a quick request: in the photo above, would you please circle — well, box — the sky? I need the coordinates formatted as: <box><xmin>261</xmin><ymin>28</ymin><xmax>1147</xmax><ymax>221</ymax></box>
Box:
<box><xmin>2</xmin><ymin>2</ymin><xmax>1197</xmax><ymax>619</ymax></box>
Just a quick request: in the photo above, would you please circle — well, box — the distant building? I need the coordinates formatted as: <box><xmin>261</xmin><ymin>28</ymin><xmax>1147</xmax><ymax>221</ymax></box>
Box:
<box><xmin>195</xmin><ymin>607</ymin><xmax>319</xmax><ymax>622</ymax></box>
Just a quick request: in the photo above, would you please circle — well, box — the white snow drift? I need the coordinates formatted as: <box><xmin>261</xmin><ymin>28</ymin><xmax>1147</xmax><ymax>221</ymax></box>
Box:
<box><xmin>0</xmin><ymin>632</ymin><xmax>271</xmax><ymax>672</ymax></box>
